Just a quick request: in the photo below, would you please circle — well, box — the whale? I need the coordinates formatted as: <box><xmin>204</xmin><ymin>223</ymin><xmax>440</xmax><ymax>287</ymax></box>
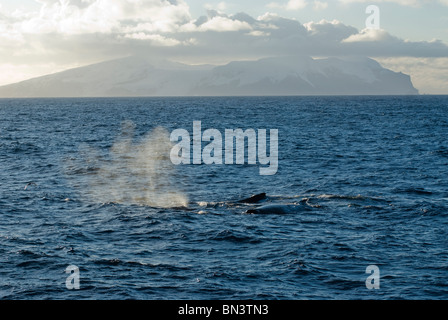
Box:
<box><xmin>238</xmin><ymin>193</ymin><xmax>267</xmax><ymax>204</ymax></box>
<box><xmin>192</xmin><ymin>193</ymin><xmax>315</xmax><ymax>215</ymax></box>
<box><xmin>246</xmin><ymin>204</ymin><xmax>298</xmax><ymax>215</ymax></box>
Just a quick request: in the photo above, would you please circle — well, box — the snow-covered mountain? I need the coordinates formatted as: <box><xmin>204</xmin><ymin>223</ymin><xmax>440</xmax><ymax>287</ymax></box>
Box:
<box><xmin>0</xmin><ymin>55</ymin><xmax>418</xmax><ymax>97</ymax></box>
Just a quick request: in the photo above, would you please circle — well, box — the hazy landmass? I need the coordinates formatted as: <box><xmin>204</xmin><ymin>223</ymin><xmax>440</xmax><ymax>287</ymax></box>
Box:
<box><xmin>0</xmin><ymin>55</ymin><xmax>418</xmax><ymax>97</ymax></box>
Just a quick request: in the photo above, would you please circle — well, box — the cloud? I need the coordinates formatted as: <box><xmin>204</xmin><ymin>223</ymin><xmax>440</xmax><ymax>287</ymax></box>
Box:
<box><xmin>339</xmin><ymin>28</ymin><xmax>448</xmax><ymax>57</ymax></box>
<box><xmin>13</xmin><ymin>0</ymin><xmax>192</xmax><ymax>35</ymax></box>
<box><xmin>305</xmin><ymin>19</ymin><xmax>358</xmax><ymax>42</ymax></box>
<box><xmin>313</xmin><ymin>1</ymin><xmax>328</xmax><ymax>10</ymax></box>
<box><xmin>182</xmin><ymin>13</ymin><xmax>253</xmax><ymax>32</ymax></box>
<box><xmin>342</xmin><ymin>28</ymin><xmax>397</xmax><ymax>43</ymax></box>
<box><xmin>286</xmin><ymin>0</ymin><xmax>308</xmax><ymax>9</ymax></box>
<box><xmin>2</xmin><ymin>1</ymin><xmax>446</xmax><ymax>60</ymax></box>
<box><xmin>204</xmin><ymin>1</ymin><xmax>227</xmax><ymax>12</ymax></box>
<box><xmin>267</xmin><ymin>0</ymin><xmax>308</xmax><ymax>10</ymax></box>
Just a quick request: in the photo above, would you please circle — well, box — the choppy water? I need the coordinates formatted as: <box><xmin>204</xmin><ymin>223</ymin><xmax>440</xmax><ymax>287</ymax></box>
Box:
<box><xmin>0</xmin><ymin>96</ymin><xmax>447</xmax><ymax>300</ymax></box>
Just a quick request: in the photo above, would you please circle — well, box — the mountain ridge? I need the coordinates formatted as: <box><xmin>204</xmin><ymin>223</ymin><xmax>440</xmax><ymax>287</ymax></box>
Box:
<box><xmin>0</xmin><ymin>55</ymin><xmax>419</xmax><ymax>97</ymax></box>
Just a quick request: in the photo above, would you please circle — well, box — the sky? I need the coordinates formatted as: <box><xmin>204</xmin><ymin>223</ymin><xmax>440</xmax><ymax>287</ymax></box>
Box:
<box><xmin>0</xmin><ymin>0</ymin><xmax>447</xmax><ymax>93</ymax></box>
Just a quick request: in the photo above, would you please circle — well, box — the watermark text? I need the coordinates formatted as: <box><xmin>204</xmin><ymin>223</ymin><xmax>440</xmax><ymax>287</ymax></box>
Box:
<box><xmin>170</xmin><ymin>121</ymin><xmax>279</xmax><ymax>175</ymax></box>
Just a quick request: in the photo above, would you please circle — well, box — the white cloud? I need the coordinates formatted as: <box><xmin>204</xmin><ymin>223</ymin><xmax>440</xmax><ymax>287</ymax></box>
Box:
<box><xmin>267</xmin><ymin>0</ymin><xmax>308</xmax><ymax>10</ymax></box>
<box><xmin>257</xmin><ymin>12</ymin><xmax>280</xmax><ymax>21</ymax></box>
<box><xmin>180</xmin><ymin>14</ymin><xmax>252</xmax><ymax>33</ymax></box>
<box><xmin>12</xmin><ymin>0</ymin><xmax>192</xmax><ymax>35</ymax></box>
<box><xmin>313</xmin><ymin>1</ymin><xmax>328</xmax><ymax>10</ymax></box>
<box><xmin>303</xmin><ymin>19</ymin><xmax>358</xmax><ymax>47</ymax></box>
<box><xmin>287</xmin><ymin>0</ymin><xmax>308</xmax><ymax>10</ymax></box>
<box><xmin>204</xmin><ymin>1</ymin><xmax>227</xmax><ymax>12</ymax></box>
<box><xmin>342</xmin><ymin>28</ymin><xmax>396</xmax><ymax>43</ymax></box>
<box><xmin>1</xmin><ymin>4</ymin><xmax>447</xmax><ymax>60</ymax></box>
<box><xmin>247</xmin><ymin>30</ymin><xmax>271</xmax><ymax>37</ymax></box>
<box><xmin>196</xmin><ymin>16</ymin><xmax>252</xmax><ymax>32</ymax></box>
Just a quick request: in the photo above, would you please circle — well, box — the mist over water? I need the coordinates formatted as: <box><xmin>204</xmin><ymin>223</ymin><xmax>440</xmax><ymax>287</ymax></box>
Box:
<box><xmin>68</xmin><ymin>120</ymin><xmax>189</xmax><ymax>208</ymax></box>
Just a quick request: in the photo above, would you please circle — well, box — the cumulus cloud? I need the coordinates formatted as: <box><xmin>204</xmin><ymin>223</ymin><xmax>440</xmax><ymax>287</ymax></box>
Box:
<box><xmin>305</xmin><ymin>19</ymin><xmax>358</xmax><ymax>42</ymax></box>
<box><xmin>11</xmin><ymin>0</ymin><xmax>192</xmax><ymax>35</ymax></box>
<box><xmin>181</xmin><ymin>12</ymin><xmax>253</xmax><ymax>32</ymax></box>
<box><xmin>339</xmin><ymin>28</ymin><xmax>448</xmax><ymax>57</ymax></box>
<box><xmin>267</xmin><ymin>0</ymin><xmax>308</xmax><ymax>10</ymax></box>
<box><xmin>342</xmin><ymin>28</ymin><xmax>397</xmax><ymax>43</ymax></box>
<box><xmin>204</xmin><ymin>1</ymin><xmax>227</xmax><ymax>12</ymax></box>
<box><xmin>2</xmin><ymin>1</ymin><xmax>447</xmax><ymax>60</ymax></box>
<box><xmin>286</xmin><ymin>0</ymin><xmax>308</xmax><ymax>9</ymax></box>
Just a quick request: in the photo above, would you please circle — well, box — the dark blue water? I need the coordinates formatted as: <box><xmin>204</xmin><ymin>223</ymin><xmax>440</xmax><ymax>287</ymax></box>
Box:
<box><xmin>1</xmin><ymin>96</ymin><xmax>447</xmax><ymax>300</ymax></box>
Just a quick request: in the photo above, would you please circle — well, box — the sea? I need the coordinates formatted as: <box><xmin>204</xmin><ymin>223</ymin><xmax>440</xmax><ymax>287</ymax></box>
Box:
<box><xmin>0</xmin><ymin>96</ymin><xmax>447</xmax><ymax>300</ymax></box>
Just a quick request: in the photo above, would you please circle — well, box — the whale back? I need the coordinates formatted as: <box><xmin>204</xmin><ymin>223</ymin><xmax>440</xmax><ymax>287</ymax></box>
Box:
<box><xmin>246</xmin><ymin>204</ymin><xmax>295</xmax><ymax>215</ymax></box>
<box><xmin>239</xmin><ymin>193</ymin><xmax>267</xmax><ymax>204</ymax></box>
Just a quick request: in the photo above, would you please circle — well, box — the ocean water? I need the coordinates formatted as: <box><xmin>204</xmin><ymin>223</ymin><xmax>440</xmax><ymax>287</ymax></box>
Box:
<box><xmin>0</xmin><ymin>96</ymin><xmax>447</xmax><ymax>300</ymax></box>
